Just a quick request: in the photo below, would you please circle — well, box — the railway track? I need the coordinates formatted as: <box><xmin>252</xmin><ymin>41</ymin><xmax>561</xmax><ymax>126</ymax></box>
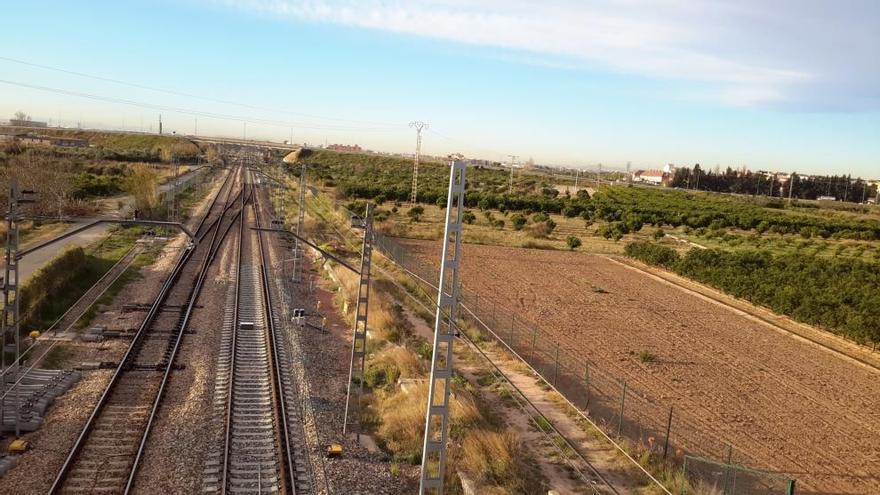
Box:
<box><xmin>203</xmin><ymin>163</ymin><xmax>311</xmax><ymax>494</ymax></box>
<box><xmin>49</xmin><ymin>166</ymin><xmax>246</xmax><ymax>494</ymax></box>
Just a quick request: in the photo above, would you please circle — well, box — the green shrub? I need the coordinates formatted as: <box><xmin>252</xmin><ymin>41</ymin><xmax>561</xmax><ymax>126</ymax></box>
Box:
<box><xmin>624</xmin><ymin>241</ymin><xmax>680</xmax><ymax>268</ymax></box>
<box><xmin>566</xmin><ymin>236</ymin><xmax>582</xmax><ymax>250</ymax></box>
<box><xmin>510</xmin><ymin>213</ymin><xmax>527</xmax><ymax>230</ymax></box>
<box><xmin>407</xmin><ymin>206</ymin><xmax>425</xmax><ymax>222</ymax></box>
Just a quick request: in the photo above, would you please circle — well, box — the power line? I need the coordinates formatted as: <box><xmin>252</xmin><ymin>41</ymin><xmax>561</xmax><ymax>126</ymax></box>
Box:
<box><xmin>0</xmin><ymin>79</ymin><xmax>401</xmax><ymax>133</ymax></box>
<box><xmin>0</xmin><ymin>56</ymin><xmax>403</xmax><ymax>129</ymax></box>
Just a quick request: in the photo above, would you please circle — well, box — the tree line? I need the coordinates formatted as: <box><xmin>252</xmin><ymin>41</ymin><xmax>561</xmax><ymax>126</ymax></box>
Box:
<box><xmin>672</xmin><ymin>165</ymin><xmax>877</xmax><ymax>202</ymax></box>
<box><xmin>625</xmin><ymin>241</ymin><xmax>880</xmax><ymax>345</ymax></box>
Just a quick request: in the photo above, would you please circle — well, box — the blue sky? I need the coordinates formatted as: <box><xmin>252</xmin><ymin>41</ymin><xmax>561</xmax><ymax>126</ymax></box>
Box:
<box><xmin>1</xmin><ymin>0</ymin><xmax>878</xmax><ymax>176</ymax></box>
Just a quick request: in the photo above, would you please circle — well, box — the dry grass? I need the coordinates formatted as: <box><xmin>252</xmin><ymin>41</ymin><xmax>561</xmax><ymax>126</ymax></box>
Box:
<box><xmin>459</xmin><ymin>430</ymin><xmax>522</xmax><ymax>489</ymax></box>
<box><xmin>365</xmin><ymin>345</ymin><xmax>425</xmax><ymax>389</ymax></box>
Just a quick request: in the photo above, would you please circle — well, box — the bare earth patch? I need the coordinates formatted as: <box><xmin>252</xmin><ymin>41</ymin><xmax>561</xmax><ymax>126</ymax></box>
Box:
<box><xmin>399</xmin><ymin>239</ymin><xmax>880</xmax><ymax>495</ymax></box>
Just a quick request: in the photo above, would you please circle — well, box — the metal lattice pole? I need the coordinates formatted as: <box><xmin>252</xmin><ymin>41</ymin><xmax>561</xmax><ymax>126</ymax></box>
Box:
<box><xmin>294</xmin><ymin>162</ymin><xmax>307</xmax><ymax>283</ymax></box>
<box><xmin>1</xmin><ymin>178</ymin><xmax>30</xmax><ymax>438</ymax></box>
<box><xmin>420</xmin><ymin>160</ymin><xmax>466</xmax><ymax>494</ymax></box>
<box><xmin>168</xmin><ymin>156</ymin><xmax>179</xmax><ymax>225</ymax></box>
<box><xmin>410</xmin><ymin>121</ymin><xmax>427</xmax><ymax>205</ymax></box>
<box><xmin>343</xmin><ymin>204</ymin><xmax>373</xmax><ymax>436</ymax></box>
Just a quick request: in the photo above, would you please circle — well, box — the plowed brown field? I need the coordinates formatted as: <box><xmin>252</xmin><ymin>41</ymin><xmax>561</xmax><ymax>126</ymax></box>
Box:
<box><xmin>398</xmin><ymin>239</ymin><xmax>880</xmax><ymax>495</ymax></box>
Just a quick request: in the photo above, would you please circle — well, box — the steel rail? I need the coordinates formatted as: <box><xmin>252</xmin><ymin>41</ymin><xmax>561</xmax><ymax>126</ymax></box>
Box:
<box><xmin>124</xmin><ymin>170</ymin><xmax>248</xmax><ymax>492</ymax></box>
<box><xmin>254</xmin><ymin>182</ymin><xmax>298</xmax><ymax>494</ymax></box>
<box><xmin>49</xmin><ymin>165</ymin><xmax>241</xmax><ymax>494</ymax></box>
<box><xmin>220</xmin><ymin>169</ymin><xmax>248</xmax><ymax>495</ymax></box>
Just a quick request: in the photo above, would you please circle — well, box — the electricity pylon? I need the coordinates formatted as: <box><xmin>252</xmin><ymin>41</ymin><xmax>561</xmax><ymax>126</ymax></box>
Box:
<box><xmin>410</xmin><ymin>121</ymin><xmax>428</xmax><ymax>205</ymax></box>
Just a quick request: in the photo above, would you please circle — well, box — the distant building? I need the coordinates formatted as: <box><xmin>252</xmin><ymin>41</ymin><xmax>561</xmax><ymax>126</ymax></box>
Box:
<box><xmin>327</xmin><ymin>143</ymin><xmax>362</xmax><ymax>152</ymax></box>
<box><xmin>8</xmin><ymin>119</ymin><xmax>47</xmax><ymax>128</ymax></box>
<box><xmin>817</xmin><ymin>195</ymin><xmax>837</xmax><ymax>201</ymax></box>
<box><xmin>632</xmin><ymin>169</ymin><xmax>673</xmax><ymax>186</ymax></box>
<box><xmin>17</xmin><ymin>133</ymin><xmax>89</xmax><ymax>148</ymax></box>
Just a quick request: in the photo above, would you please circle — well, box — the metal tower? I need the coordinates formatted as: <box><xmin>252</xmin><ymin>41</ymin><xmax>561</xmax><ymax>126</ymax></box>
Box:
<box><xmin>507</xmin><ymin>155</ymin><xmax>518</xmax><ymax>195</ymax></box>
<box><xmin>419</xmin><ymin>160</ymin><xmax>466</xmax><ymax>494</ymax></box>
<box><xmin>409</xmin><ymin>121</ymin><xmax>427</xmax><ymax>205</ymax></box>
<box><xmin>343</xmin><ymin>204</ymin><xmax>373</xmax><ymax>436</ymax></box>
<box><xmin>293</xmin><ymin>162</ymin><xmax>307</xmax><ymax>283</ymax></box>
<box><xmin>1</xmin><ymin>178</ymin><xmax>34</xmax><ymax>438</ymax></box>
<box><xmin>168</xmin><ymin>156</ymin><xmax>179</xmax><ymax>225</ymax></box>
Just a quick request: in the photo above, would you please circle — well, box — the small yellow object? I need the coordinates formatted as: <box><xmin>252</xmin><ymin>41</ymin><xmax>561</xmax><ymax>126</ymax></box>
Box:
<box><xmin>326</xmin><ymin>443</ymin><xmax>343</xmax><ymax>458</ymax></box>
<box><xmin>8</xmin><ymin>439</ymin><xmax>29</xmax><ymax>454</ymax></box>
<box><xmin>29</xmin><ymin>331</ymin><xmax>41</xmax><ymax>339</ymax></box>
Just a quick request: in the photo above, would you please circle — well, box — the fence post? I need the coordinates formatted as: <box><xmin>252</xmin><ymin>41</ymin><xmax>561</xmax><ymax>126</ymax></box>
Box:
<box><xmin>786</xmin><ymin>479</ymin><xmax>796</xmax><ymax>495</ymax></box>
<box><xmin>510</xmin><ymin>314</ymin><xmax>516</xmax><ymax>349</ymax></box>
<box><xmin>722</xmin><ymin>444</ymin><xmax>733</xmax><ymax>495</ymax></box>
<box><xmin>492</xmin><ymin>301</ymin><xmax>496</xmax><ymax>325</ymax></box>
<box><xmin>662</xmin><ymin>406</ymin><xmax>673</xmax><ymax>461</ymax></box>
<box><xmin>552</xmin><ymin>343</ymin><xmax>560</xmax><ymax>385</ymax></box>
<box><xmin>584</xmin><ymin>364</ymin><xmax>590</xmax><ymax>410</ymax></box>
<box><xmin>530</xmin><ymin>327</ymin><xmax>537</xmax><ymax>361</ymax></box>
<box><xmin>618</xmin><ymin>380</ymin><xmax>627</xmax><ymax>437</ymax></box>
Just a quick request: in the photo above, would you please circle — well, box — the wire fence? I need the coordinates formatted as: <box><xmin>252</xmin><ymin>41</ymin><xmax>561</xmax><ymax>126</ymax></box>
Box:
<box><xmin>682</xmin><ymin>456</ymin><xmax>795</xmax><ymax>495</ymax></box>
<box><xmin>370</xmin><ymin>231</ymin><xmax>797</xmax><ymax>494</ymax></box>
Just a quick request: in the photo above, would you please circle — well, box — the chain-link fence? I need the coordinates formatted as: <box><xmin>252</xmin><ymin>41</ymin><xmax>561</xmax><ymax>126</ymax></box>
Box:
<box><xmin>681</xmin><ymin>456</ymin><xmax>795</xmax><ymax>495</ymax></box>
<box><xmin>370</xmin><ymin>230</ymin><xmax>798</xmax><ymax>494</ymax></box>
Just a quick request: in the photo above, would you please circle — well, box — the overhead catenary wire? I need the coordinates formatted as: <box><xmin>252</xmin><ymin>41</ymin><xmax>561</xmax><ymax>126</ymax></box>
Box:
<box><xmin>0</xmin><ymin>56</ymin><xmax>404</xmax><ymax>129</ymax></box>
<box><xmin>297</xmin><ymin>179</ymin><xmax>667</xmax><ymax>495</ymax></box>
<box><xmin>0</xmin><ymin>79</ymin><xmax>403</xmax><ymax>133</ymax></box>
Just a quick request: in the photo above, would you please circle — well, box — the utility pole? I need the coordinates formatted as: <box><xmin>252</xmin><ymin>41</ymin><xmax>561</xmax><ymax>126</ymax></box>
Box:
<box><xmin>158</xmin><ymin>114</ymin><xmax>163</xmax><ymax>135</ymax></box>
<box><xmin>788</xmin><ymin>172</ymin><xmax>795</xmax><ymax>203</ymax></box>
<box><xmin>409</xmin><ymin>121</ymin><xmax>428</xmax><ymax>205</ymax></box>
<box><xmin>1</xmin><ymin>178</ymin><xmax>35</xmax><ymax>439</ymax></box>
<box><xmin>343</xmin><ymin>205</ymin><xmax>374</xmax><ymax>437</ymax></box>
<box><xmin>574</xmin><ymin>169</ymin><xmax>579</xmax><ymax>189</ymax></box>
<box><xmin>168</xmin><ymin>156</ymin><xmax>179</xmax><ymax>225</ymax></box>
<box><xmin>293</xmin><ymin>162</ymin><xmax>307</xmax><ymax>283</ymax></box>
<box><xmin>507</xmin><ymin>155</ymin><xmax>518</xmax><ymax>195</ymax></box>
<box><xmin>420</xmin><ymin>160</ymin><xmax>466</xmax><ymax>494</ymax></box>
<box><xmin>626</xmin><ymin>162</ymin><xmax>631</xmax><ymax>183</ymax></box>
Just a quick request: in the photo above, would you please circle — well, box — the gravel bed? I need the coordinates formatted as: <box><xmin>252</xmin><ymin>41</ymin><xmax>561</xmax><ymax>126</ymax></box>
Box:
<box><xmin>268</xmin><ymin>233</ymin><xmax>419</xmax><ymax>493</ymax></box>
<box><xmin>131</xmin><ymin>236</ymin><xmax>232</xmax><ymax>493</ymax></box>
<box><xmin>0</xmin><ymin>370</ymin><xmax>112</xmax><ymax>494</ymax></box>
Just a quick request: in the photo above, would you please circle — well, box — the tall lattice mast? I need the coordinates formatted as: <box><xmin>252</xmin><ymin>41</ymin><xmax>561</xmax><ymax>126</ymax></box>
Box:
<box><xmin>293</xmin><ymin>162</ymin><xmax>307</xmax><ymax>283</ymax></box>
<box><xmin>409</xmin><ymin>121</ymin><xmax>428</xmax><ymax>205</ymax></box>
<box><xmin>343</xmin><ymin>204</ymin><xmax>373</xmax><ymax>436</ymax></box>
<box><xmin>419</xmin><ymin>160</ymin><xmax>466</xmax><ymax>494</ymax></box>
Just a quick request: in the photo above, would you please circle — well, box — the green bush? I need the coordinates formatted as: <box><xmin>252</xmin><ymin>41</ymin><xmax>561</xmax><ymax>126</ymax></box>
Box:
<box><xmin>462</xmin><ymin>210</ymin><xmax>477</xmax><ymax>224</ymax></box>
<box><xmin>566</xmin><ymin>236</ymin><xmax>582</xmax><ymax>250</ymax></box>
<box><xmin>407</xmin><ymin>206</ymin><xmax>425</xmax><ymax>222</ymax></box>
<box><xmin>510</xmin><ymin>213</ymin><xmax>527</xmax><ymax>230</ymax></box>
<box><xmin>624</xmin><ymin>241</ymin><xmax>680</xmax><ymax>268</ymax></box>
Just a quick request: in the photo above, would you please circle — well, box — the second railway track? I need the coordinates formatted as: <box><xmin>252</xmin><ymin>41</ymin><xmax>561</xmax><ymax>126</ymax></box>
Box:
<box><xmin>49</xmin><ymin>166</ymin><xmax>246</xmax><ymax>494</ymax></box>
<box><xmin>203</xmin><ymin>162</ymin><xmax>312</xmax><ymax>494</ymax></box>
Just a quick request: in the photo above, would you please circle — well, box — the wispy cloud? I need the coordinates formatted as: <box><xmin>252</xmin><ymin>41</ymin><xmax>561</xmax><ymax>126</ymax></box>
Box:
<box><xmin>215</xmin><ymin>0</ymin><xmax>879</xmax><ymax>110</ymax></box>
